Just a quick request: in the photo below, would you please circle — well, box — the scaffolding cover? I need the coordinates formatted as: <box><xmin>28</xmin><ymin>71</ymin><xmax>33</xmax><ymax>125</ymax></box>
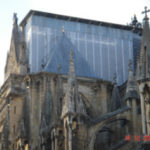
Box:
<box><xmin>24</xmin><ymin>15</ymin><xmax>141</xmax><ymax>84</ymax></box>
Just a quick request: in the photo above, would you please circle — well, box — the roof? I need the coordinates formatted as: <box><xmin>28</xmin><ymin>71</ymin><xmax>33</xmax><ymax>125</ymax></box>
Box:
<box><xmin>43</xmin><ymin>33</ymin><xmax>94</xmax><ymax>78</ymax></box>
<box><xmin>20</xmin><ymin>10</ymin><xmax>141</xmax><ymax>31</ymax></box>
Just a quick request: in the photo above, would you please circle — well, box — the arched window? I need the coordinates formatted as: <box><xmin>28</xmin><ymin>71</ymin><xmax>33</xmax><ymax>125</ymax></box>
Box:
<box><xmin>94</xmin><ymin>128</ymin><xmax>112</xmax><ymax>150</ymax></box>
<box><xmin>94</xmin><ymin>119</ymin><xmax>128</xmax><ymax>150</ymax></box>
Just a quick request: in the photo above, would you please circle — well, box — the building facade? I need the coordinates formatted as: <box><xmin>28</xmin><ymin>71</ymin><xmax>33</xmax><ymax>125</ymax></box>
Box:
<box><xmin>0</xmin><ymin>7</ymin><xmax>150</xmax><ymax>150</ymax></box>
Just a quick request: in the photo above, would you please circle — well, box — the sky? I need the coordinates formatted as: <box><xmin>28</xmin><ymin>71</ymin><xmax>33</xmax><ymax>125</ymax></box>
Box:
<box><xmin>0</xmin><ymin>0</ymin><xmax>150</xmax><ymax>86</ymax></box>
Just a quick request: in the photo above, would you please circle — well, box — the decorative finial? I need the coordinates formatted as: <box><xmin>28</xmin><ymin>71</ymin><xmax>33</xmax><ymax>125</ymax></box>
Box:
<box><xmin>133</xmin><ymin>14</ymin><xmax>138</xmax><ymax>23</ymax></box>
<box><xmin>13</xmin><ymin>13</ymin><xmax>18</xmax><ymax>25</ymax></box>
<box><xmin>128</xmin><ymin>59</ymin><xmax>133</xmax><ymax>71</ymax></box>
<box><xmin>142</xmin><ymin>6</ymin><xmax>150</xmax><ymax>20</ymax></box>
<box><xmin>113</xmin><ymin>73</ymin><xmax>117</xmax><ymax>85</ymax></box>
<box><xmin>62</xmin><ymin>26</ymin><xmax>65</xmax><ymax>33</ymax></box>
<box><xmin>57</xmin><ymin>64</ymin><xmax>61</xmax><ymax>73</ymax></box>
<box><xmin>129</xmin><ymin>14</ymin><xmax>141</xmax><ymax>28</ymax></box>
<box><xmin>134</xmin><ymin>14</ymin><xmax>136</xmax><ymax>18</ymax></box>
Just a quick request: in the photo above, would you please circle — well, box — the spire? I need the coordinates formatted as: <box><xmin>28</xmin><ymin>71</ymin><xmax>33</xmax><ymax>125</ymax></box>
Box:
<box><xmin>129</xmin><ymin>14</ymin><xmax>142</xmax><ymax>31</ymax></box>
<box><xmin>10</xmin><ymin>13</ymin><xmax>19</xmax><ymax>61</ymax></box>
<box><xmin>61</xmin><ymin>50</ymin><xmax>86</xmax><ymax>118</ymax></box>
<box><xmin>128</xmin><ymin>59</ymin><xmax>134</xmax><ymax>81</ymax></box>
<box><xmin>111</xmin><ymin>74</ymin><xmax>121</xmax><ymax>111</ymax></box>
<box><xmin>57</xmin><ymin>64</ymin><xmax>61</xmax><ymax>74</ymax></box>
<box><xmin>141</xmin><ymin>6</ymin><xmax>150</xmax><ymax>41</ymax></box>
<box><xmin>13</xmin><ymin>13</ymin><xmax>18</xmax><ymax>26</ymax></box>
<box><xmin>142</xmin><ymin>6</ymin><xmax>150</xmax><ymax>21</ymax></box>
<box><xmin>113</xmin><ymin>73</ymin><xmax>117</xmax><ymax>85</ymax></box>
<box><xmin>4</xmin><ymin>12</ymin><xmax>27</xmax><ymax>79</ymax></box>
<box><xmin>61</xmin><ymin>50</ymin><xmax>76</xmax><ymax>118</ymax></box>
<box><xmin>12</xmin><ymin>13</ymin><xmax>19</xmax><ymax>38</ymax></box>
<box><xmin>130</xmin><ymin>14</ymin><xmax>138</xmax><ymax>27</ymax></box>
<box><xmin>69</xmin><ymin>50</ymin><xmax>75</xmax><ymax>79</ymax></box>
<box><xmin>125</xmin><ymin>60</ymin><xmax>139</xmax><ymax>101</ymax></box>
<box><xmin>137</xmin><ymin>7</ymin><xmax>150</xmax><ymax>79</ymax></box>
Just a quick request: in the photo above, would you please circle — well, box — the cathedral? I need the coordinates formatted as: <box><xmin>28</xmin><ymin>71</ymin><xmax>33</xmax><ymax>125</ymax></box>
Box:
<box><xmin>0</xmin><ymin>7</ymin><xmax>150</xmax><ymax>150</ymax></box>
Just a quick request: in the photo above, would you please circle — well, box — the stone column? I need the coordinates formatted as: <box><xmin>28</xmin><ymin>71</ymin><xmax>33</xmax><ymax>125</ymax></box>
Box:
<box><xmin>55</xmin><ymin>131</ymin><xmax>58</xmax><ymax>150</ymax></box>
<box><xmin>64</xmin><ymin>124</ymin><xmax>68</xmax><ymax>150</ymax></box>
<box><xmin>25</xmin><ymin>144</ymin><xmax>29</xmax><ymax>150</ymax></box>
<box><xmin>140</xmin><ymin>92</ymin><xmax>147</xmax><ymax>134</ymax></box>
<box><xmin>21</xmin><ymin>144</ymin><xmax>25</xmax><ymax>150</ymax></box>
<box><xmin>51</xmin><ymin>133</ymin><xmax>55</xmax><ymax>150</ymax></box>
<box><xmin>126</xmin><ymin>100</ymin><xmax>130</xmax><ymax>107</ymax></box>
<box><xmin>68</xmin><ymin>123</ymin><xmax>72</xmax><ymax>150</ymax></box>
<box><xmin>132</xmin><ymin>99</ymin><xmax>138</xmax><ymax>134</ymax></box>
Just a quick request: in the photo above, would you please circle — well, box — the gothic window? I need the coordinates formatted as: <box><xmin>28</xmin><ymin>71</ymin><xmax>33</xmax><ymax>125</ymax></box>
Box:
<box><xmin>36</xmin><ymin>81</ymin><xmax>40</xmax><ymax>89</ymax></box>
<box><xmin>72</xmin><ymin>118</ymin><xmax>77</xmax><ymax>132</ymax></box>
<box><xmin>94</xmin><ymin>129</ymin><xmax>112</xmax><ymax>150</ymax></box>
<box><xmin>60</xmin><ymin>97</ymin><xmax>62</xmax><ymax>105</ymax></box>
<box><xmin>143</xmin><ymin>84</ymin><xmax>150</xmax><ymax>103</ymax></box>
<box><xmin>26</xmin><ymin>80</ymin><xmax>30</xmax><ymax>88</ymax></box>
<box><xmin>57</xmin><ymin>130</ymin><xmax>64</xmax><ymax>150</ymax></box>
<box><xmin>94</xmin><ymin>119</ymin><xmax>128</xmax><ymax>150</ymax></box>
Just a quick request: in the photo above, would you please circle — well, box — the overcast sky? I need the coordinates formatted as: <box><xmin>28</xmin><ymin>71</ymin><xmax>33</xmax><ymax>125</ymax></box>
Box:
<box><xmin>0</xmin><ymin>0</ymin><xmax>150</xmax><ymax>85</ymax></box>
